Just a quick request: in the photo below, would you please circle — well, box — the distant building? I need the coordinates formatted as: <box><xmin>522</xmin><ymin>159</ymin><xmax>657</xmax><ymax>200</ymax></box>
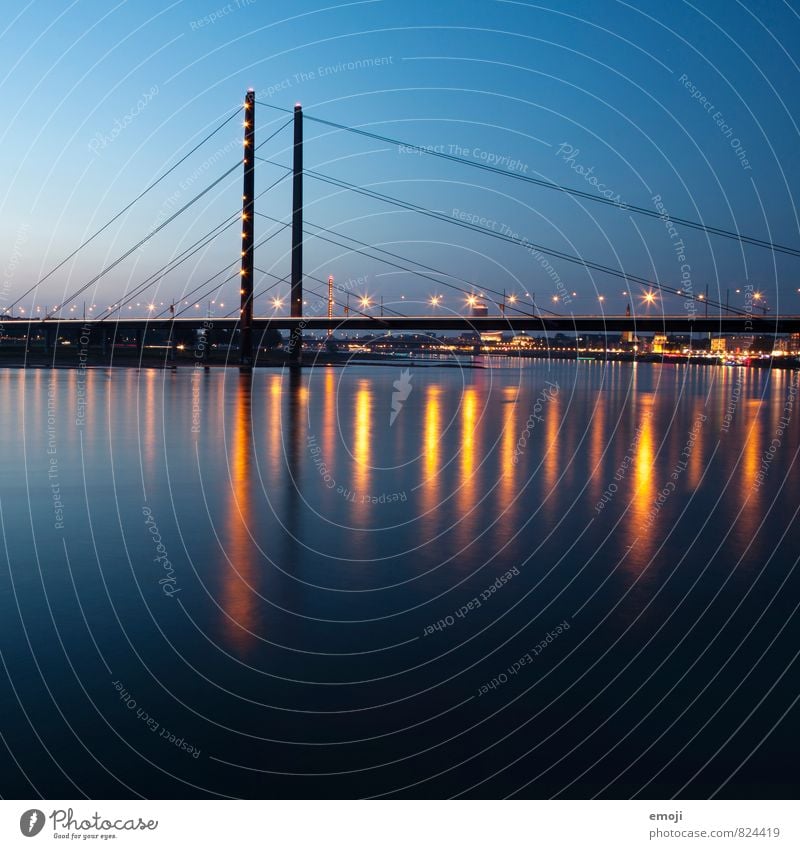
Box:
<box><xmin>621</xmin><ymin>303</ymin><xmax>634</xmax><ymax>345</ymax></box>
<box><xmin>727</xmin><ymin>335</ymin><xmax>755</xmax><ymax>352</ymax></box>
<box><xmin>710</xmin><ymin>336</ymin><xmax>726</xmax><ymax>353</ymax></box>
<box><xmin>510</xmin><ymin>333</ymin><xmax>534</xmax><ymax>348</ymax></box>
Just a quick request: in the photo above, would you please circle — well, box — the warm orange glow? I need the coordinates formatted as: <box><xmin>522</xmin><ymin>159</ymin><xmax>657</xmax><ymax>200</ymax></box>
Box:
<box><xmin>420</xmin><ymin>386</ymin><xmax>442</xmax><ymax>518</ymax></box>
<box><xmin>424</xmin><ymin>388</ymin><xmax>441</xmax><ymax>478</ymax></box>
<box><xmin>265</xmin><ymin>375</ymin><xmax>282</xmax><ymax>472</ymax></box>
<box><xmin>221</xmin><ymin>374</ymin><xmax>257</xmax><ymax>653</ymax></box>
<box><xmin>634</xmin><ymin>407</ymin><xmax>654</xmax><ymax>493</ymax></box>
<box><xmin>459</xmin><ymin>387</ymin><xmax>477</xmax><ymax>509</ymax></box>
<box><xmin>353</xmin><ymin>382</ymin><xmax>372</xmax><ymax>498</ymax></box>
<box><xmin>588</xmin><ymin>389</ymin><xmax>606</xmax><ymax>503</ymax></box>
<box><xmin>141</xmin><ymin>369</ymin><xmax>157</xmax><ymax>474</ymax></box>
<box><xmin>322</xmin><ymin>369</ymin><xmax>336</xmax><ymax>488</ymax></box>
<box><xmin>742</xmin><ymin>396</ymin><xmax>762</xmax><ymax>487</ymax></box>
<box><xmin>499</xmin><ymin>385</ymin><xmax>518</xmax><ymax>506</ymax></box>
<box><xmin>629</xmin><ymin>395</ymin><xmax>655</xmax><ymax>550</ymax></box>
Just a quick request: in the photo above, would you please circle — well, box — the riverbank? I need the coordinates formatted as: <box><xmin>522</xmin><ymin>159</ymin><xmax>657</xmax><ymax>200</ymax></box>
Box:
<box><xmin>0</xmin><ymin>346</ymin><xmax>796</xmax><ymax>370</ymax></box>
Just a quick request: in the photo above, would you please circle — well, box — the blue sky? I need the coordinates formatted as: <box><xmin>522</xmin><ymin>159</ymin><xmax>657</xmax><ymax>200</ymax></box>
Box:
<box><xmin>1</xmin><ymin>0</ymin><xmax>799</xmax><ymax>318</ymax></box>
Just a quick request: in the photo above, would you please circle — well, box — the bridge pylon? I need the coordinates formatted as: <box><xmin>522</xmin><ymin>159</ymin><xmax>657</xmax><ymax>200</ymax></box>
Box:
<box><xmin>288</xmin><ymin>103</ymin><xmax>303</xmax><ymax>362</ymax></box>
<box><xmin>239</xmin><ymin>89</ymin><xmax>255</xmax><ymax>367</ymax></box>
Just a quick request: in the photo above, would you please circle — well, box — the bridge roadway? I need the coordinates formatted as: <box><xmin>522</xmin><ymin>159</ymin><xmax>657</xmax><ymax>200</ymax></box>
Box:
<box><xmin>5</xmin><ymin>314</ymin><xmax>800</xmax><ymax>335</ymax></box>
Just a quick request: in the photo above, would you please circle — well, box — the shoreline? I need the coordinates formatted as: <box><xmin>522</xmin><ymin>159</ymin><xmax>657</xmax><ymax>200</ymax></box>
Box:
<box><xmin>0</xmin><ymin>349</ymin><xmax>796</xmax><ymax>371</ymax></box>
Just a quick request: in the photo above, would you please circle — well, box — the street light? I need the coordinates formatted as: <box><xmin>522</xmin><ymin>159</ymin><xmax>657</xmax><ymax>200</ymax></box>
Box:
<box><xmin>429</xmin><ymin>295</ymin><xmax>442</xmax><ymax>309</ymax></box>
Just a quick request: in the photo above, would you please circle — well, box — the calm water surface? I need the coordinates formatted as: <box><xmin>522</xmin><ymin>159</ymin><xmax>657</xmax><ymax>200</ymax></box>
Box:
<box><xmin>1</xmin><ymin>360</ymin><xmax>798</xmax><ymax>798</ymax></box>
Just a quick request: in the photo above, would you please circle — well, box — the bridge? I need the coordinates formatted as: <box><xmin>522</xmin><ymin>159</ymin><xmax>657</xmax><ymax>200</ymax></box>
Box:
<box><xmin>3</xmin><ymin>314</ymin><xmax>799</xmax><ymax>336</ymax></box>
<box><xmin>5</xmin><ymin>89</ymin><xmax>800</xmax><ymax>367</ymax></box>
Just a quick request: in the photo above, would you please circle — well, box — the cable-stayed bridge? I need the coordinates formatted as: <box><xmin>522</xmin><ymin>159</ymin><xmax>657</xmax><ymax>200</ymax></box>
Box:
<box><xmin>5</xmin><ymin>89</ymin><xmax>800</xmax><ymax>367</ymax></box>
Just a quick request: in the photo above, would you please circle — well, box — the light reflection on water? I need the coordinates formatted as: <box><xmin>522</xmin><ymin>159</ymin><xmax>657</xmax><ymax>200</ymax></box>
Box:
<box><xmin>1</xmin><ymin>361</ymin><xmax>798</xmax><ymax>799</ymax></box>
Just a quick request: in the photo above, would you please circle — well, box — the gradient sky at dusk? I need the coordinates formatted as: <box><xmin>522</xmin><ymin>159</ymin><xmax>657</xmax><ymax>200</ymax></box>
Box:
<box><xmin>2</xmin><ymin>0</ymin><xmax>799</xmax><ymax>317</ymax></box>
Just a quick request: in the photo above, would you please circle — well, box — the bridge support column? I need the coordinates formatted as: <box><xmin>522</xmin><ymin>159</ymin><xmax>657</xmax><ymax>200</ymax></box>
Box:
<box><xmin>240</xmin><ymin>89</ymin><xmax>255</xmax><ymax>368</ymax></box>
<box><xmin>43</xmin><ymin>324</ymin><xmax>56</xmax><ymax>360</ymax></box>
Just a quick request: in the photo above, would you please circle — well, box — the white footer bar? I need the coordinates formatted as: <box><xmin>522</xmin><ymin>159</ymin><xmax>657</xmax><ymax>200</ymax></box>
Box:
<box><xmin>2</xmin><ymin>800</ymin><xmax>795</xmax><ymax>848</ymax></box>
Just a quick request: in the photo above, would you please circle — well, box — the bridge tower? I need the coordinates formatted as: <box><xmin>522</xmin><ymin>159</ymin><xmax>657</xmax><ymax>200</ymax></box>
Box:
<box><xmin>288</xmin><ymin>103</ymin><xmax>304</xmax><ymax>361</ymax></box>
<box><xmin>239</xmin><ymin>89</ymin><xmax>255</xmax><ymax>367</ymax></box>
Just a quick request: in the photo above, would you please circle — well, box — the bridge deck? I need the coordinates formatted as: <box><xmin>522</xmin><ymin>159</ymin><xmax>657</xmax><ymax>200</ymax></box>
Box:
<box><xmin>4</xmin><ymin>314</ymin><xmax>798</xmax><ymax>334</ymax></box>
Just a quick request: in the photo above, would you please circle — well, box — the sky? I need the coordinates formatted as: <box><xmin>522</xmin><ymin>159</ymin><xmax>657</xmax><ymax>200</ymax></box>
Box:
<box><xmin>1</xmin><ymin>0</ymin><xmax>800</xmax><ymax>320</ymax></box>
